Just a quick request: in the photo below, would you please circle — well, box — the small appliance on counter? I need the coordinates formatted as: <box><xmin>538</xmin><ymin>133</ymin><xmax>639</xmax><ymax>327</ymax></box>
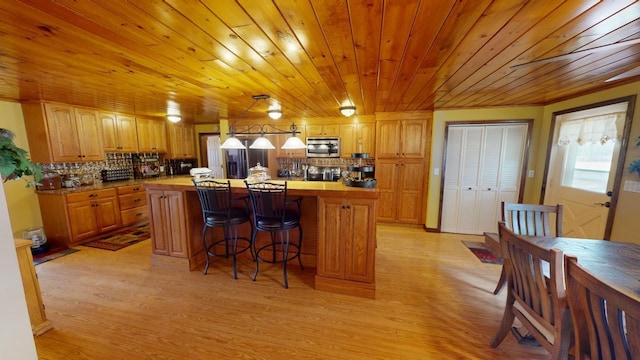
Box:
<box><xmin>166</xmin><ymin>158</ymin><xmax>197</xmax><ymax>175</ymax></box>
<box><xmin>37</xmin><ymin>172</ymin><xmax>62</xmax><ymax>190</ymax></box>
<box><xmin>190</xmin><ymin>167</ymin><xmax>214</xmax><ymax>180</ymax></box>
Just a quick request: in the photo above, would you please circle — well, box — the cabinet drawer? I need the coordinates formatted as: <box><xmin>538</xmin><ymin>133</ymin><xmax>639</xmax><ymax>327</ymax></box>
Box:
<box><xmin>117</xmin><ymin>184</ymin><xmax>145</xmax><ymax>195</ymax></box>
<box><xmin>66</xmin><ymin>188</ymin><xmax>117</xmax><ymax>203</ymax></box>
<box><xmin>121</xmin><ymin>206</ymin><xmax>148</xmax><ymax>225</ymax></box>
<box><xmin>119</xmin><ymin>192</ymin><xmax>147</xmax><ymax>210</ymax></box>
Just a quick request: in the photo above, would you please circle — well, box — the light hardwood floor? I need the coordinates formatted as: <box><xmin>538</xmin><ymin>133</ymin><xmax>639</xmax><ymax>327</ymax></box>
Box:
<box><xmin>34</xmin><ymin>224</ymin><xmax>548</xmax><ymax>359</ymax></box>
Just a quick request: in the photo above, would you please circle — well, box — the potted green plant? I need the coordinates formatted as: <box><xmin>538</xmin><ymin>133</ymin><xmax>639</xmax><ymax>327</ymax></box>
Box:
<box><xmin>0</xmin><ymin>128</ymin><xmax>42</xmax><ymax>186</ymax></box>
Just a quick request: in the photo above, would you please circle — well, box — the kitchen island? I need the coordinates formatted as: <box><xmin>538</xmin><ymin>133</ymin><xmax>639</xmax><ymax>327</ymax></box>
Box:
<box><xmin>144</xmin><ymin>177</ymin><xmax>379</xmax><ymax>298</ymax></box>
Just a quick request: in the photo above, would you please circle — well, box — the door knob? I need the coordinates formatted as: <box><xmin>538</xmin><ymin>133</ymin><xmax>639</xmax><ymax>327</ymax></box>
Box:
<box><xmin>606</xmin><ymin>190</ymin><xmax>613</xmax><ymax>197</ymax></box>
<box><xmin>593</xmin><ymin>202</ymin><xmax>610</xmax><ymax>208</ymax></box>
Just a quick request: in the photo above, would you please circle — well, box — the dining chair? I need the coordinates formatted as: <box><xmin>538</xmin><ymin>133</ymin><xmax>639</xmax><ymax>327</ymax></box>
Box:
<box><xmin>244</xmin><ymin>180</ymin><xmax>303</xmax><ymax>289</ymax></box>
<box><xmin>490</xmin><ymin>222</ymin><xmax>572</xmax><ymax>360</ymax></box>
<box><xmin>565</xmin><ymin>255</ymin><xmax>640</xmax><ymax>360</ymax></box>
<box><xmin>493</xmin><ymin>202</ymin><xmax>563</xmax><ymax>295</ymax></box>
<box><xmin>193</xmin><ymin>179</ymin><xmax>253</xmax><ymax>279</ymax></box>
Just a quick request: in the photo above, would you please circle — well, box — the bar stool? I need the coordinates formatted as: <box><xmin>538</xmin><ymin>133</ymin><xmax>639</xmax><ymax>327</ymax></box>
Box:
<box><xmin>244</xmin><ymin>180</ymin><xmax>303</xmax><ymax>288</ymax></box>
<box><xmin>193</xmin><ymin>179</ymin><xmax>253</xmax><ymax>279</ymax></box>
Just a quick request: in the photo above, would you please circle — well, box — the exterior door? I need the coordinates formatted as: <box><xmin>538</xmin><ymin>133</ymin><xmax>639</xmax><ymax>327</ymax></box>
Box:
<box><xmin>543</xmin><ymin>102</ymin><xmax>629</xmax><ymax>239</ymax></box>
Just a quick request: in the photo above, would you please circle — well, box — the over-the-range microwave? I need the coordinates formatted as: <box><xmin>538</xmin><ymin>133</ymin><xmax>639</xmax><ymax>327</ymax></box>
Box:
<box><xmin>306</xmin><ymin>137</ymin><xmax>340</xmax><ymax>158</ymax></box>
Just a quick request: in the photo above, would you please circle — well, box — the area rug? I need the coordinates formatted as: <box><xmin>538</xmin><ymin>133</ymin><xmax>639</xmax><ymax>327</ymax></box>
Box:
<box><xmin>34</xmin><ymin>248</ymin><xmax>79</xmax><ymax>266</ymax></box>
<box><xmin>82</xmin><ymin>223</ymin><xmax>150</xmax><ymax>251</ymax></box>
<box><xmin>462</xmin><ymin>240</ymin><xmax>503</xmax><ymax>264</ymax></box>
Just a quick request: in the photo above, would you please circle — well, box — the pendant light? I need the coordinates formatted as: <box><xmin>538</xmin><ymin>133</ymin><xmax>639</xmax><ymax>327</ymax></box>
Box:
<box><xmin>281</xmin><ymin>136</ymin><xmax>306</xmax><ymax>149</ymax></box>
<box><xmin>220</xmin><ymin>137</ymin><xmax>246</xmax><ymax>149</ymax></box>
<box><xmin>249</xmin><ymin>136</ymin><xmax>275</xmax><ymax>149</ymax></box>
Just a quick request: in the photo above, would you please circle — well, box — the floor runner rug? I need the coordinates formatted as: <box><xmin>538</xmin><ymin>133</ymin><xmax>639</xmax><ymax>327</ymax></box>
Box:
<box><xmin>462</xmin><ymin>240</ymin><xmax>503</xmax><ymax>264</ymax></box>
<box><xmin>34</xmin><ymin>248</ymin><xmax>79</xmax><ymax>266</ymax></box>
<box><xmin>82</xmin><ymin>223</ymin><xmax>150</xmax><ymax>251</ymax></box>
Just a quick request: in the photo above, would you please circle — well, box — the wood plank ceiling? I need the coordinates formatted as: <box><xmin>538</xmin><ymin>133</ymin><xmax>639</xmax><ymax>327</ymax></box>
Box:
<box><xmin>0</xmin><ymin>0</ymin><xmax>638</xmax><ymax>123</ymax></box>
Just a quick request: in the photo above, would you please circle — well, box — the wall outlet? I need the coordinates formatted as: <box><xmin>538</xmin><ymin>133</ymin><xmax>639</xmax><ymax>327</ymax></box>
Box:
<box><xmin>433</xmin><ymin>168</ymin><xmax>440</xmax><ymax>176</ymax></box>
<box><xmin>528</xmin><ymin>170</ymin><xmax>534</xmax><ymax>178</ymax></box>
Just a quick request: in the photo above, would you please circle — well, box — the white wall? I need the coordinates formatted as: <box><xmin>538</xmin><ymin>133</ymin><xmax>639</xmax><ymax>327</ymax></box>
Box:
<box><xmin>0</xmin><ymin>183</ymin><xmax>38</xmax><ymax>358</ymax></box>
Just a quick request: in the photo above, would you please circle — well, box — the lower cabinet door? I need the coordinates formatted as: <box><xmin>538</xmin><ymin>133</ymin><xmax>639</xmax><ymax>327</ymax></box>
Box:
<box><xmin>68</xmin><ymin>201</ymin><xmax>99</xmax><ymax>242</ymax></box>
<box><xmin>95</xmin><ymin>197</ymin><xmax>121</xmax><ymax>233</ymax></box>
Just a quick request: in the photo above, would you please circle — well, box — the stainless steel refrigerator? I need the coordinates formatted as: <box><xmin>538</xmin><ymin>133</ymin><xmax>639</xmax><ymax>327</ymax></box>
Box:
<box><xmin>224</xmin><ymin>137</ymin><xmax>269</xmax><ymax>179</ymax></box>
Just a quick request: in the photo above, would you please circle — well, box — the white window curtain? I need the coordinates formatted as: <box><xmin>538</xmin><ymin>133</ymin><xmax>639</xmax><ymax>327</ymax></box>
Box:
<box><xmin>557</xmin><ymin>112</ymin><xmax>625</xmax><ymax>146</ymax></box>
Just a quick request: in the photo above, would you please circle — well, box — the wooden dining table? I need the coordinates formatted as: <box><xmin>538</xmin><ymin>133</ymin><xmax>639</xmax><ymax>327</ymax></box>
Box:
<box><xmin>485</xmin><ymin>233</ymin><xmax>640</xmax><ymax>299</ymax></box>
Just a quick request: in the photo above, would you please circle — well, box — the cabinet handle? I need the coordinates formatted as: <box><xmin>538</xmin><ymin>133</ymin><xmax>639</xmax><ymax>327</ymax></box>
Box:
<box><xmin>89</xmin><ymin>193</ymin><xmax>98</xmax><ymax>198</ymax></box>
<box><xmin>468</xmin><ymin>187</ymin><xmax>472</xmax><ymax>190</ymax></box>
<box><xmin>133</xmin><ymin>187</ymin><xmax>140</xmax><ymax>191</ymax></box>
<box><xmin>134</xmin><ymin>198</ymin><xmax>142</xmax><ymax>202</ymax></box>
<box><xmin>136</xmin><ymin>213</ymin><xmax>143</xmax><ymax>217</ymax></box>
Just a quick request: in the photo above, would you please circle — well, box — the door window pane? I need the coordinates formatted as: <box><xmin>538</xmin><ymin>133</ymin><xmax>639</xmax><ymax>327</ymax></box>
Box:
<box><xmin>561</xmin><ymin>140</ymin><xmax>614</xmax><ymax>193</ymax></box>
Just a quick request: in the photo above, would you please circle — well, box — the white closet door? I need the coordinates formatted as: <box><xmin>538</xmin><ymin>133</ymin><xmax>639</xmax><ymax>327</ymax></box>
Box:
<box><xmin>456</xmin><ymin>127</ymin><xmax>484</xmax><ymax>234</ymax></box>
<box><xmin>477</xmin><ymin>126</ymin><xmax>504</xmax><ymax>233</ymax></box>
<box><xmin>441</xmin><ymin>127</ymin><xmax>463</xmax><ymax>233</ymax></box>
<box><xmin>442</xmin><ymin>123</ymin><xmax>527</xmax><ymax>235</ymax></box>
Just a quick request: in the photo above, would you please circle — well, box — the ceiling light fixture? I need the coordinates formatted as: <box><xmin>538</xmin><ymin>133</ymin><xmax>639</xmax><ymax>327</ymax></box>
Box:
<box><xmin>267</xmin><ymin>109</ymin><xmax>282</xmax><ymax>120</ymax></box>
<box><xmin>340</xmin><ymin>105</ymin><xmax>356</xmax><ymax>117</ymax></box>
<box><xmin>167</xmin><ymin>114</ymin><xmax>182</xmax><ymax>123</ymax></box>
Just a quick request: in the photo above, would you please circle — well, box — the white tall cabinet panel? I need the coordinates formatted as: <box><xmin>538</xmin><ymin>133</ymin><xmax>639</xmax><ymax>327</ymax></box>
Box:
<box><xmin>442</xmin><ymin>124</ymin><xmax>527</xmax><ymax>235</ymax></box>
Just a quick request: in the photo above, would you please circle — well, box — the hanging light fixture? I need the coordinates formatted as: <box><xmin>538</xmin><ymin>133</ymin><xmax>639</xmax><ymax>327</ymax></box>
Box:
<box><xmin>249</xmin><ymin>136</ymin><xmax>276</xmax><ymax>149</ymax></box>
<box><xmin>220</xmin><ymin>136</ymin><xmax>246</xmax><ymax>149</ymax></box>
<box><xmin>281</xmin><ymin>124</ymin><xmax>306</xmax><ymax>149</ymax></box>
<box><xmin>340</xmin><ymin>105</ymin><xmax>356</xmax><ymax>117</ymax></box>
<box><xmin>267</xmin><ymin>109</ymin><xmax>282</xmax><ymax>120</ymax></box>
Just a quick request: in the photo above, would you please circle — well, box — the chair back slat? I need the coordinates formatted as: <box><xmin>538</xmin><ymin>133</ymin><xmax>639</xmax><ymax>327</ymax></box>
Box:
<box><xmin>502</xmin><ymin>202</ymin><xmax>563</xmax><ymax>237</ymax></box>
<box><xmin>565</xmin><ymin>256</ymin><xmax>640</xmax><ymax>360</ymax></box>
<box><xmin>497</xmin><ymin>222</ymin><xmax>572</xmax><ymax>358</ymax></box>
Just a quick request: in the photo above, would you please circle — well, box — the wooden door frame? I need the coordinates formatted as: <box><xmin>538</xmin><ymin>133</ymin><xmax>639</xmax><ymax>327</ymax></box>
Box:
<box><xmin>539</xmin><ymin>95</ymin><xmax>636</xmax><ymax>240</ymax></box>
<box><xmin>438</xmin><ymin>119</ymin><xmax>533</xmax><ymax>232</ymax></box>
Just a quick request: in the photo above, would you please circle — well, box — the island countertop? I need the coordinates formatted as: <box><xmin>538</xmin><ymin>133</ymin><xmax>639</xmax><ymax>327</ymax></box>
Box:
<box><xmin>144</xmin><ymin>177</ymin><xmax>379</xmax><ymax>199</ymax></box>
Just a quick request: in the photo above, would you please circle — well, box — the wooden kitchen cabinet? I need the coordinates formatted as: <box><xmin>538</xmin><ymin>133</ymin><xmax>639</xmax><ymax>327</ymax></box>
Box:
<box><xmin>14</xmin><ymin>239</ymin><xmax>53</xmax><ymax>336</ymax></box>
<box><xmin>118</xmin><ymin>185</ymin><xmax>148</xmax><ymax>226</ymax></box>
<box><xmin>275</xmin><ymin>125</ymin><xmax>307</xmax><ymax>158</ymax></box>
<box><xmin>317</xmin><ymin>196</ymin><xmax>376</xmax><ymax>290</ymax></box>
<box><xmin>101</xmin><ymin>112</ymin><xmax>139</xmax><ymax>153</ymax></box>
<box><xmin>376</xmin><ymin>120</ymin><xmax>427</xmax><ymax>159</ymax></box>
<box><xmin>376</xmin><ymin>158</ymin><xmax>426</xmax><ymax>224</ymax></box>
<box><xmin>306</xmin><ymin>124</ymin><xmax>340</xmax><ymax>137</ymax></box>
<box><xmin>136</xmin><ymin>117</ymin><xmax>167</xmax><ymax>153</ymax></box>
<box><xmin>340</xmin><ymin>122</ymin><xmax>375</xmax><ymax>157</ymax></box>
<box><xmin>21</xmin><ymin>102</ymin><xmax>105</xmax><ymax>163</ymax></box>
<box><xmin>166</xmin><ymin>122</ymin><xmax>196</xmax><ymax>159</ymax></box>
<box><xmin>147</xmin><ymin>189</ymin><xmax>188</xmax><ymax>257</ymax></box>
<box><xmin>67</xmin><ymin>189</ymin><xmax>121</xmax><ymax>243</ymax></box>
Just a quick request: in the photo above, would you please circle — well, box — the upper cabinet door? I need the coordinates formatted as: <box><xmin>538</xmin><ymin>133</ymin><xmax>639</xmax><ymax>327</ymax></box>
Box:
<box><xmin>74</xmin><ymin>107</ymin><xmax>104</xmax><ymax>161</ymax></box>
<box><xmin>116</xmin><ymin>114</ymin><xmax>139</xmax><ymax>153</ymax></box>
<box><xmin>375</xmin><ymin>121</ymin><xmax>401</xmax><ymax>158</ymax></box>
<box><xmin>400</xmin><ymin>120</ymin><xmax>427</xmax><ymax>158</ymax></box>
<box><xmin>44</xmin><ymin>103</ymin><xmax>82</xmax><ymax>162</ymax></box>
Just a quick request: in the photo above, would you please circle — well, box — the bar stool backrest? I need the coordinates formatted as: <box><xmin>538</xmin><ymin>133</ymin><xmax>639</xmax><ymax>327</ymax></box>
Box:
<box><xmin>193</xmin><ymin>179</ymin><xmax>234</xmax><ymax>223</ymax></box>
<box><xmin>244</xmin><ymin>181</ymin><xmax>289</xmax><ymax>229</ymax></box>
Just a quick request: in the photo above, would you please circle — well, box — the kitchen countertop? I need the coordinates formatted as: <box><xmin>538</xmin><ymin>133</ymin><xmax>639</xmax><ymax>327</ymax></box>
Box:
<box><xmin>144</xmin><ymin>177</ymin><xmax>379</xmax><ymax>199</ymax></box>
<box><xmin>36</xmin><ymin>175</ymin><xmax>377</xmax><ymax>198</ymax></box>
<box><xmin>35</xmin><ymin>175</ymin><xmax>192</xmax><ymax>195</ymax></box>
